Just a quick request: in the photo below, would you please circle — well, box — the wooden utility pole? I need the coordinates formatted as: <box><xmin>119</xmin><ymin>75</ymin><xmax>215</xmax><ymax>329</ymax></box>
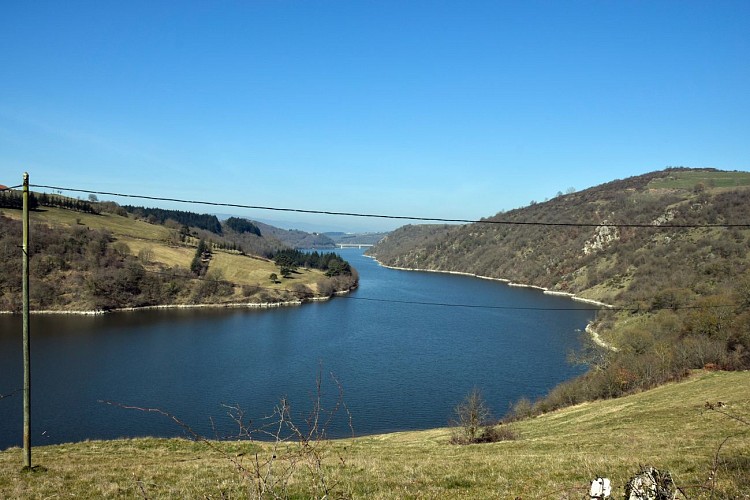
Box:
<box><xmin>22</xmin><ymin>172</ymin><xmax>31</xmax><ymax>468</ymax></box>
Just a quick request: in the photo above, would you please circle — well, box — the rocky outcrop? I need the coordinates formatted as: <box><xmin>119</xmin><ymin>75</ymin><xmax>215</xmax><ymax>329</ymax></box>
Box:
<box><xmin>582</xmin><ymin>222</ymin><xmax>619</xmax><ymax>255</ymax></box>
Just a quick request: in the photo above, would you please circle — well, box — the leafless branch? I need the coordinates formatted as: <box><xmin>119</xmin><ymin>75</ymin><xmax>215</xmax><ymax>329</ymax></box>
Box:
<box><xmin>0</xmin><ymin>388</ymin><xmax>22</xmax><ymax>400</ymax></box>
<box><xmin>101</xmin><ymin>367</ymin><xmax>352</xmax><ymax>499</ymax></box>
<box><xmin>704</xmin><ymin>401</ymin><xmax>750</xmax><ymax>426</ymax></box>
<box><xmin>132</xmin><ymin>473</ymin><xmax>149</xmax><ymax>499</ymax></box>
<box><xmin>98</xmin><ymin>399</ymin><xmax>251</xmax><ymax>478</ymax></box>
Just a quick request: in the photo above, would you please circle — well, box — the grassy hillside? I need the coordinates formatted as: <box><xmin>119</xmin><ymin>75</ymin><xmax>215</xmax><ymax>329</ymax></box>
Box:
<box><xmin>0</xmin><ymin>204</ymin><xmax>356</xmax><ymax>312</ymax></box>
<box><xmin>368</xmin><ymin>168</ymin><xmax>750</xmax><ymax>412</ymax></box>
<box><xmin>1</xmin><ymin>370</ymin><xmax>748</xmax><ymax>498</ymax></box>
<box><xmin>369</xmin><ymin>168</ymin><xmax>750</xmax><ymax>306</ymax></box>
<box><xmin>369</xmin><ymin>169</ymin><xmax>750</xmax><ymax>332</ymax></box>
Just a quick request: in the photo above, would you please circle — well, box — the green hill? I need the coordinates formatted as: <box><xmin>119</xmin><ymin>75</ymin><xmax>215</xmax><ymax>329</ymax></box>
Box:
<box><xmin>368</xmin><ymin>168</ymin><xmax>750</xmax><ymax>408</ymax></box>
<box><xmin>1</xmin><ymin>370</ymin><xmax>747</xmax><ymax>498</ymax></box>
<box><xmin>368</xmin><ymin>168</ymin><xmax>750</xmax><ymax>306</ymax></box>
<box><xmin>0</xmin><ymin>200</ymin><xmax>357</xmax><ymax>312</ymax></box>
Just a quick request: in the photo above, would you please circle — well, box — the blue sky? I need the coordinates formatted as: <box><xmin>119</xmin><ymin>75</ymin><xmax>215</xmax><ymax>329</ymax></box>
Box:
<box><xmin>1</xmin><ymin>1</ymin><xmax>748</xmax><ymax>232</ymax></box>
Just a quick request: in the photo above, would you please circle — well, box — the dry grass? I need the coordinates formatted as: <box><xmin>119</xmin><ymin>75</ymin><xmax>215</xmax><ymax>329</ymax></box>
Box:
<box><xmin>25</xmin><ymin>207</ymin><xmax>173</xmax><ymax>241</ymax></box>
<box><xmin>209</xmin><ymin>252</ymin><xmax>325</xmax><ymax>289</ymax></box>
<box><xmin>646</xmin><ymin>170</ymin><xmax>750</xmax><ymax>190</ymax></box>
<box><xmin>10</xmin><ymin>206</ymin><xmax>331</xmax><ymax>294</ymax></box>
<box><xmin>2</xmin><ymin>370</ymin><xmax>748</xmax><ymax>498</ymax></box>
<box><xmin>120</xmin><ymin>237</ymin><xmax>194</xmax><ymax>267</ymax></box>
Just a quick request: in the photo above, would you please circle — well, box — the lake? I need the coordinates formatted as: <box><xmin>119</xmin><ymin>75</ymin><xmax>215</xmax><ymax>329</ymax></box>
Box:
<box><xmin>0</xmin><ymin>248</ymin><xmax>595</xmax><ymax>449</ymax></box>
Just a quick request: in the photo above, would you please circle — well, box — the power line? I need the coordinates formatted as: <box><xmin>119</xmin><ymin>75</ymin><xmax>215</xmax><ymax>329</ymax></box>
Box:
<box><xmin>136</xmin><ymin>267</ymin><xmax>739</xmax><ymax>313</ymax></box>
<box><xmin>12</xmin><ymin>227</ymin><xmax>739</xmax><ymax>314</ymax></box>
<box><xmin>10</xmin><ymin>181</ymin><xmax>747</xmax><ymax>313</ymax></box>
<box><xmin>342</xmin><ymin>295</ymin><xmax>607</xmax><ymax>311</ymax></box>
<box><xmin>29</xmin><ymin>183</ymin><xmax>750</xmax><ymax>229</ymax></box>
<box><xmin>339</xmin><ymin>295</ymin><xmax>740</xmax><ymax>312</ymax></box>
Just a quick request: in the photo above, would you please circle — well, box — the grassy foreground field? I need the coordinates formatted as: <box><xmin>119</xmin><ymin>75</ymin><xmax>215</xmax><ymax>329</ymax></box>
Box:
<box><xmin>2</xmin><ymin>370</ymin><xmax>748</xmax><ymax>498</ymax></box>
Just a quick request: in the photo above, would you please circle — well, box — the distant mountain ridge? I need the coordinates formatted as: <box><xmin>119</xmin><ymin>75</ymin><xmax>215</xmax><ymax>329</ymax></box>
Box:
<box><xmin>325</xmin><ymin>232</ymin><xmax>389</xmax><ymax>246</ymax></box>
<box><xmin>252</xmin><ymin>221</ymin><xmax>336</xmax><ymax>249</ymax></box>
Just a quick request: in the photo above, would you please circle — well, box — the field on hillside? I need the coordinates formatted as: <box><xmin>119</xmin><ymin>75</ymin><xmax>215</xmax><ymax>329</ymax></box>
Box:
<box><xmin>646</xmin><ymin>169</ymin><xmax>750</xmax><ymax>189</ymax></box>
<box><xmin>2</xmin><ymin>370</ymin><xmax>748</xmax><ymax>498</ymax></box>
<box><xmin>28</xmin><ymin>206</ymin><xmax>173</xmax><ymax>241</ymax></box>
<box><xmin>1</xmin><ymin>206</ymin><xmax>334</xmax><ymax>309</ymax></box>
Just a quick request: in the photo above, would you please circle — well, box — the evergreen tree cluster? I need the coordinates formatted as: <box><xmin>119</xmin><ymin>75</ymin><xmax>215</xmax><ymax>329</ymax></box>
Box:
<box><xmin>224</xmin><ymin>217</ymin><xmax>261</xmax><ymax>236</ymax></box>
<box><xmin>36</xmin><ymin>193</ymin><xmax>99</xmax><ymax>213</ymax></box>
<box><xmin>190</xmin><ymin>239</ymin><xmax>210</xmax><ymax>276</ymax></box>
<box><xmin>181</xmin><ymin>233</ymin><xmax>243</xmax><ymax>255</ymax></box>
<box><xmin>0</xmin><ymin>191</ymin><xmax>97</xmax><ymax>213</ymax></box>
<box><xmin>0</xmin><ymin>190</ymin><xmax>35</xmax><ymax>210</ymax></box>
<box><xmin>124</xmin><ymin>205</ymin><xmax>222</xmax><ymax>234</ymax></box>
<box><xmin>209</xmin><ymin>239</ymin><xmax>243</xmax><ymax>253</ymax></box>
<box><xmin>272</xmin><ymin>249</ymin><xmax>352</xmax><ymax>276</ymax></box>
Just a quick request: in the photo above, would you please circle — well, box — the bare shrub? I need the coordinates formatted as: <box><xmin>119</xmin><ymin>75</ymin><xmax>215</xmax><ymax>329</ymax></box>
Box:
<box><xmin>505</xmin><ymin>397</ymin><xmax>534</xmax><ymax>422</ymax></box>
<box><xmin>316</xmin><ymin>279</ymin><xmax>335</xmax><ymax>297</ymax></box>
<box><xmin>473</xmin><ymin>424</ymin><xmax>517</xmax><ymax>443</ymax></box>
<box><xmin>111</xmin><ymin>241</ymin><xmax>130</xmax><ymax>256</ymax></box>
<box><xmin>137</xmin><ymin>247</ymin><xmax>154</xmax><ymax>264</ymax></box>
<box><xmin>450</xmin><ymin>389</ymin><xmax>513</xmax><ymax>444</ymax></box>
<box><xmin>290</xmin><ymin>283</ymin><xmax>313</xmax><ymax>299</ymax></box>
<box><xmin>101</xmin><ymin>369</ymin><xmax>352</xmax><ymax>499</ymax></box>
<box><xmin>241</xmin><ymin>284</ymin><xmax>260</xmax><ymax>297</ymax></box>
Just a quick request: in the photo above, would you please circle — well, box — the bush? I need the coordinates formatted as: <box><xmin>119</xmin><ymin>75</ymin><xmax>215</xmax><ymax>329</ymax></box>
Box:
<box><xmin>478</xmin><ymin>424</ymin><xmax>518</xmax><ymax>443</ymax></box>
<box><xmin>450</xmin><ymin>388</ymin><xmax>503</xmax><ymax>445</ymax></box>
<box><xmin>290</xmin><ymin>283</ymin><xmax>313</xmax><ymax>299</ymax></box>
<box><xmin>316</xmin><ymin>279</ymin><xmax>335</xmax><ymax>297</ymax></box>
<box><xmin>505</xmin><ymin>397</ymin><xmax>534</xmax><ymax>422</ymax></box>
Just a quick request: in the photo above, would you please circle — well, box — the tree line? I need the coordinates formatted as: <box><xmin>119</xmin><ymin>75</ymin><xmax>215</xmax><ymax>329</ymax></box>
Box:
<box><xmin>0</xmin><ymin>190</ymin><xmax>98</xmax><ymax>214</ymax></box>
<box><xmin>272</xmin><ymin>249</ymin><xmax>353</xmax><ymax>277</ymax></box>
<box><xmin>124</xmin><ymin>205</ymin><xmax>223</xmax><ymax>234</ymax></box>
<box><xmin>224</xmin><ymin>217</ymin><xmax>261</xmax><ymax>236</ymax></box>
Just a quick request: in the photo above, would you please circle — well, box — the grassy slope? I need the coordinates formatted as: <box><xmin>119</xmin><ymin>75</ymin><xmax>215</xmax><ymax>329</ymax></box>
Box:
<box><xmin>367</xmin><ymin>168</ymin><xmax>750</xmax><ymax>339</ymax></box>
<box><xmin>5</xmin><ymin>206</ymin><xmax>329</xmax><ymax>299</ymax></box>
<box><xmin>647</xmin><ymin>170</ymin><xmax>750</xmax><ymax>189</ymax></box>
<box><xmin>2</xmin><ymin>370</ymin><xmax>748</xmax><ymax>498</ymax></box>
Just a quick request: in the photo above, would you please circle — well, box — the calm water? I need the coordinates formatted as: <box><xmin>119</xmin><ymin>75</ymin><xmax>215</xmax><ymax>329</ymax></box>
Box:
<box><xmin>0</xmin><ymin>249</ymin><xmax>595</xmax><ymax>449</ymax></box>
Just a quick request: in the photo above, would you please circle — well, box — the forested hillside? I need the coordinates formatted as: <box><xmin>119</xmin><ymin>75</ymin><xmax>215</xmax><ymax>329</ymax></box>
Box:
<box><xmin>0</xmin><ymin>198</ymin><xmax>357</xmax><ymax>312</ymax></box>
<box><xmin>368</xmin><ymin>168</ymin><xmax>750</xmax><ymax>410</ymax></box>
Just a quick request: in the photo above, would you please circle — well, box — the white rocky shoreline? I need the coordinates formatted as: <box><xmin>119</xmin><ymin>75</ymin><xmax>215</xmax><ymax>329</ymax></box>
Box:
<box><xmin>367</xmin><ymin>256</ymin><xmax>612</xmax><ymax>307</ymax></box>
<box><xmin>366</xmin><ymin>255</ymin><xmax>617</xmax><ymax>350</ymax></box>
<box><xmin>0</xmin><ymin>287</ymin><xmax>355</xmax><ymax>316</ymax></box>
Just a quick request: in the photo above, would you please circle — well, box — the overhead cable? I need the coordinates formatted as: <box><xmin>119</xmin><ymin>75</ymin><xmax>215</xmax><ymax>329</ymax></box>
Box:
<box><xmin>136</xmin><ymin>268</ymin><xmax>739</xmax><ymax>313</ymax></box>
<box><xmin>29</xmin><ymin>183</ymin><xmax>750</xmax><ymax>229</ymax></box>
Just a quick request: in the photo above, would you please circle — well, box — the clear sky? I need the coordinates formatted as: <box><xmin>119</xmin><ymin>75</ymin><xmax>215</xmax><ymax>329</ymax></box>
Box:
<box><xmin>1</xmin><ymin>1</ymin><xmax>748</xmax><ymax>232</ymax></box>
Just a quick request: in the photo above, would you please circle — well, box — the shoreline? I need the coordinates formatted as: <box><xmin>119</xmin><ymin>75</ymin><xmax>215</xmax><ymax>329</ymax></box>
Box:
<box><xmin>0</xmin><ymin>285</ymin><xmax>357</xmax><ymax>316</ymax></box>
<box><xmin>586</xmin><ymin>323</ymin><xmax>618</xmax><ymax>351</ymax></box>
<box><xmin>367</xmin><ymin>256</ymin><xmax>613</xmax><ymax>308</ymax></box>
<box><xmin>366</xmin><ymin>255</ymin><xmax>617</xmax><ymax>350</ymax></box>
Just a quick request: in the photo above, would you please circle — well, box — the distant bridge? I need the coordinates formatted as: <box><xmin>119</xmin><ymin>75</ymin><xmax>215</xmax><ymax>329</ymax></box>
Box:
<box><xmin>336</xmin><ymin>243</ymin><xmax>374</xmax><ymax>248</ymax></box>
